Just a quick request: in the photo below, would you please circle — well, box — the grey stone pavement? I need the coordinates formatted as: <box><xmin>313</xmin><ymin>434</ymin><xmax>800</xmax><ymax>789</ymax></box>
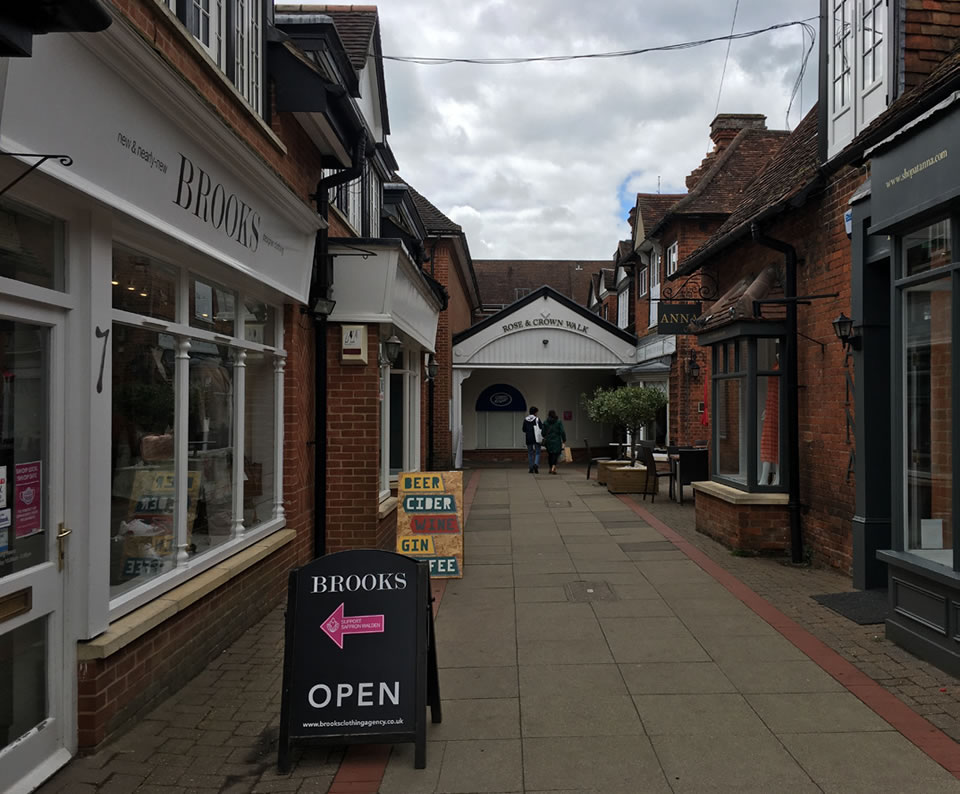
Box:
<box><xmin>40</xmin><ymin>466</ymin><xmax>960</xmax><ymax>793</ymax></box>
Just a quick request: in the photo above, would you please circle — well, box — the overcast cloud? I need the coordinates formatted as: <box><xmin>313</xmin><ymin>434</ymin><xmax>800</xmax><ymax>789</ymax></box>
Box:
<box><xmin>368</xmin><ymin>0</ymin><xmax>820</xmax><ymax>259</ymax></box>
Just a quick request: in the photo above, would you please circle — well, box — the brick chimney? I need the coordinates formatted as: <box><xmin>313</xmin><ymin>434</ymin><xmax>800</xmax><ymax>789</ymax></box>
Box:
<box><xmin>686</xmin><ymin>114</ymin><xmax>767</xmax><ymax>190</ymax></box>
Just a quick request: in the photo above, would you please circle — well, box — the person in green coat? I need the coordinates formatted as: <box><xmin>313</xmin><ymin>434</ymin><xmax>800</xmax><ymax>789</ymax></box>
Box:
<box><xmin>542</xmin><ymin>409</ymin><xmax>567</xmax><ymax>475</ymax></box>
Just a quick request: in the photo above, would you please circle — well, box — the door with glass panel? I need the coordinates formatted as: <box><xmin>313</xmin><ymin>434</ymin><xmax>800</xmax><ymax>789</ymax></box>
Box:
<box><xmin>0</xmin><ymin>307</ymin><xmax>67</xmax><ymax>791</ymax></box>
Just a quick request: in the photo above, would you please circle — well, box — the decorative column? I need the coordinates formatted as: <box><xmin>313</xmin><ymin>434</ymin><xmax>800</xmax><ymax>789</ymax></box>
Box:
<box><xmin>231</xmin><ymin>348</ymin><xmax>247</xmax><ymax>538</ymax></box>
<box><xmin>273</xmin><ymin>354</ymin><xmax>286</xmax><ymax>521</ymax></box>
<box><xmin>452</xmin><ymin>369</ymin><xmax>473</xmax><ymax>469</ymax></box>
<box><xmin>175</xmin><ymin>336</ymin><xmax>191</xmax><ymax>565</ymax></box>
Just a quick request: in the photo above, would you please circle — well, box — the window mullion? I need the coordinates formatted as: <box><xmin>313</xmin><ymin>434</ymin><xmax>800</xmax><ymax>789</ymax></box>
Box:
<box><xmin>231</xmin><ymin>348</ymin><xmax>246</xmax><ymax>537</ymax></box>
<box><xmin>175</xmin><ymin>336</ymin><xmax>192</xmax><ymax>564</ymax></box>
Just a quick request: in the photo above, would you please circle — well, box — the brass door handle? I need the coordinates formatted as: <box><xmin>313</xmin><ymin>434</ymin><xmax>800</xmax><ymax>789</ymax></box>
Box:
<box><xmin>57</xmin><ymin>523</ymin><xmax>72</xmax><ymax>571</ymax></box>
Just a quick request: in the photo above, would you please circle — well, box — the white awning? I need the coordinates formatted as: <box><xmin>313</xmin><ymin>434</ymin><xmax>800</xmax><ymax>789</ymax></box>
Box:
<box><xmin>328</xmin><ymin>239</ymin><xmax>443</xmax><ymax>351</ymax></box>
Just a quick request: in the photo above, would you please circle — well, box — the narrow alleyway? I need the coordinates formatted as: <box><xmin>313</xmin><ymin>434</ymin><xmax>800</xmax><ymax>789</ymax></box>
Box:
<box><xmin>40</xmin><ymin>467</ymin><xmax>960</xmax><ymax>793</ymax></box>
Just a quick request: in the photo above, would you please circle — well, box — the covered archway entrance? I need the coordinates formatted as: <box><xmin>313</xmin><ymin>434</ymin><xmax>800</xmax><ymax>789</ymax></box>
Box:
<box><xmin>452</xmin><ymin>286</ymin><xmax>637</xmax><ymax>465</ymax></box>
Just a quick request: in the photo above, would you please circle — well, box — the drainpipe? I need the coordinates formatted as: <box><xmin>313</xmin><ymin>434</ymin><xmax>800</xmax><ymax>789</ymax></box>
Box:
<box><xmin>309</xmin><ymin>137</ymin><xmax>367</xmax><ymax>558</ymax></box>
<box><xmin>751</xmin><ymin>224</ymin><xmax>803</xmax><ymax>564</ymax></box>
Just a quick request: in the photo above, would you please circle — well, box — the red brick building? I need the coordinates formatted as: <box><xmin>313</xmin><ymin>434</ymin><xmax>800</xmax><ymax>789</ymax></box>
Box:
<box><xmin>619</xmin><ymin>115</ymin><xmax>788</xmax><ymax>447</ymax></box>
<box><xmin>665</xmin><ymin>0</ymin><xmax>960</xmax><ymax>675</ymax></box>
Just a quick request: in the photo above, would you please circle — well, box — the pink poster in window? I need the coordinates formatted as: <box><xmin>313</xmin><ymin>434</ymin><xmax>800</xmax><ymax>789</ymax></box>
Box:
<box><xmin>15</xmin><ymin>461</ymin><xmax>42</xmax><ymax>538</ymax></box>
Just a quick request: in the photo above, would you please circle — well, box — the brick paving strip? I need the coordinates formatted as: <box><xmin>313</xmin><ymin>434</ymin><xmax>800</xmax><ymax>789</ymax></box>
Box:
<box><xmin>326</xmin><ymin>471</ymin><xmax>478</xmax><ymax>794</ymax></box>
<box><xmin>622</xmin><ymin>495</ymin><xmax>960</xmax><ymax>779</ymax></box>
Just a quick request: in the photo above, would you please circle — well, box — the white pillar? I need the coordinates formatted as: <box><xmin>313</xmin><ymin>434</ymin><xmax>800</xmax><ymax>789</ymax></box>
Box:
<box><xmin>175</xmin><ymin>337</ymin><xmax>191</xmax><ymax>565</ymax></box>
<box><xmin>273</xmin><ymin>354</ymin><xmax>286</xmax><ymax>521</ymax></box>
<box><xmin>452</xmin><ymin>369</ymin><xmax>473</xmax><ymax>469</ymax></box>
<box><xmin>231</xmin><ymin>348</ymin><xmax>247</xmax><ymax>538</ymax></box>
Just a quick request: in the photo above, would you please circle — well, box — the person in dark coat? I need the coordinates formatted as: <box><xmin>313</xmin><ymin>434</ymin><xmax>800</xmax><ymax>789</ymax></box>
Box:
<box><xmin>521</xmin><ymin>406</ymin><xmax>543</xmax><ymax>473</ymax></box>
<box><xmin>542</xmin><ymin>409</ymin><xmax>567</xmax><ymax>474</ymax></box>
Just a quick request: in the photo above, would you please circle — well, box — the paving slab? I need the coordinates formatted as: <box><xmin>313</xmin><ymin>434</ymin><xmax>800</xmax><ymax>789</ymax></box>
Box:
<box><xmin>521</xmin><ymin>693</ymin><xmax>643</xmax><ymax>737</ymax></box>
<box><xmin>523</xmin><ymin>736</ymin><xmax>670</xmax><ymax>793</ymax></box>
<box><xmin>435</xmin><ymin>739</ymin><xmax>524</xmax><ymax>794</ymax></box>
<box><xmin>619</xmin><ymin>662</ymin><xmax>736</xmax><ymax>694</ymax></box>
<box><xmin>518</xmin><ymin>663</ymin><xmax>627</xmax><ymax>697</ymax></box>
<box><xmin>439</xmin><ymin>667</ymin><xmax>519</xmax><ymax>700</ymax></box>
<box><xmin>746</xmin><ymin>692</ymin><xmax>893</xmax><ymax>733</ymax></box>
<box><xmin>633</xmin><ymin>693</ymin><xmax>770</xmax><ymax>736</ymax></box>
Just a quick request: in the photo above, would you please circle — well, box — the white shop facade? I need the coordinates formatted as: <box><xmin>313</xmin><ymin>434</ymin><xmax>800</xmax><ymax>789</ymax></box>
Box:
<box><xmin>0</xmin><ymin>25</ymin><xmax>319</xmax><ymax>789</ymax></box>
<box><xmin>451</xmin><ymin>286</ymin><xmax>637</xmax><ymax>466</ymax></box>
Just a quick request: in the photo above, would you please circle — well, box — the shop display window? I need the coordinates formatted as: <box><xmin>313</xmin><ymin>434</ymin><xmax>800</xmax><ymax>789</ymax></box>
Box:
<box><xmin>897</xmin><ymin>218</ymin><xmax>956</xmax><ymax>569</ymax></box>
<box><xmin>0</xmin><ymin>197</ymin><xmax>65</xmax><ymax>291</ymax></box>
<box><xmin>109</xmin><ymin>245</ymin><xmax>283</xmax><ymax>606</ymax></box>
<box><xmin>710</xmin><ymin>336</ymin><xmax>784</xmax><ymax>492</ymax></box>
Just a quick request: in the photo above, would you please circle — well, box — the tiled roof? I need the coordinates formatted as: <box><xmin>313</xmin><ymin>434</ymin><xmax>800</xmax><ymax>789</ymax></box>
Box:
<box><xmin>692</xmin><ymin>264</ymin><xmax>784</xmax><ymax>333</ymax></box>
<box><xmin>678</xmin><ymin>44</ymin><xmax>960</xmax><ymax>275</ymax></box>
<box><xmin>600</xmin><ymin>268</ymin><xmax>616</xmax><ymax>291</ymax></box>
<box><xmin>474</xmin><ymin>260</ymin><xmax>605</xmax><ymax>307</ymax></box>
<box><xmin>288</xmin><ymin>5</ymin><xmax>378</xmax><ymax>70</ymax></box>
<box><xmin>403</xmin><ymin>183</ymin><xmax>463</xmax><ymax>234</ymax></box>
<box><xmin>678</xmin><ymin>107</ymin><xmax>820</xmax><ymax>275</ymax></box>
<box><xmin>635</xmin><ymin>194</ymin><xmax>683</xmax><ymax>239</ymax></box>
<box><xmin>650</xmin><ymin>128</ymin><xmax>790</xmax><ymax>237</ymax></box>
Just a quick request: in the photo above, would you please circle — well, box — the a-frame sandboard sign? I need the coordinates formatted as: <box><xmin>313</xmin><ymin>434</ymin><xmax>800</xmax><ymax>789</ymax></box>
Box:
<box><xmin>278</xmin><ymin>549</ymin><xmax>441</xmax><ymax>771</ymax></box>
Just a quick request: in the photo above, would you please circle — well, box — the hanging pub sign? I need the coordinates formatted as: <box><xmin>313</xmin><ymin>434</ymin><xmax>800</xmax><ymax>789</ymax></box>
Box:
<box><xmin>657</xmin><ymin>302</ymin><xmax>702</xmax><ymax>334</ymax></box>
<box><xmin>396</xmin><ymin>471</ymin><xmax>464</xmax><ymax>578</ymax></box>
<box><xmin>278</xmin><ymin>549</ymin><xmax>441</xmax><ymax>771</ymax></box>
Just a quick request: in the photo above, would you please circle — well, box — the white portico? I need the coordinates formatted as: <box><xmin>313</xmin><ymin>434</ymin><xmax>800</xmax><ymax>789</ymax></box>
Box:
<box><xmin>452</xmin><ymin>286</ymin><xmax>637</xmax><ymax>465</ymax></box>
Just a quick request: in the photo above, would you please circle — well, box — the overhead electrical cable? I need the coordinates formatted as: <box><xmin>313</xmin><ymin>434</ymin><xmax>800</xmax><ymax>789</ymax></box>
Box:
<box><xmin>382</xmin><ymin>18</ymin><xmax>818</xmax><ymax>66</ymax></box>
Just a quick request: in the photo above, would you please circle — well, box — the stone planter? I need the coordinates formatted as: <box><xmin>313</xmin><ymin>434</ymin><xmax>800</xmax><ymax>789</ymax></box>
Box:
<box><xmin>606</xmin><ymin>464</ymin><xmax>658</xmax><ymax>496</ymax></box>
<box><xmin>596</xmin><ymin>459</ymin><xmax>623</xmax><ymax>486</ymax></box>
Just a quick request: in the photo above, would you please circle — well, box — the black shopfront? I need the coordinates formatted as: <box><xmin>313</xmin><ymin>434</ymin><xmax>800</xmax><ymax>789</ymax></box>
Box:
<box><xmin>851</xmin><ymin>97</ymin><xmax>960</xmax><ymax>674</ymax></box>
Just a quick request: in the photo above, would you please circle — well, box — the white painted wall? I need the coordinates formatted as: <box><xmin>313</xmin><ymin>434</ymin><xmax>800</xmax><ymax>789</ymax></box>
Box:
<box><xmin>461</xmin><ymin>369</ymin><xmax>622</xmax><ymax>452</ymax></box>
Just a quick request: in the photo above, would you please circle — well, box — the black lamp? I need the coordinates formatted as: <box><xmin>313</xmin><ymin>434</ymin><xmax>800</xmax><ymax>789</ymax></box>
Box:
<box><xmin>384</xmin><ymin>334</ymin><xmax>403</xmax><ymax>366</ymax></box>
<box><xmin>832</xmin><ymin>312</ymin><xmax>860</xmax><ymax>350</ymax></box>
<box><xmin>426</xmin><ymin>355</ymin><xmax>439</xmax><ymax>380</ymax></box>
<box><xmin>687</xmin><ymin>351</ymin><xmax>700</xmax><ymax>379</ymax></box>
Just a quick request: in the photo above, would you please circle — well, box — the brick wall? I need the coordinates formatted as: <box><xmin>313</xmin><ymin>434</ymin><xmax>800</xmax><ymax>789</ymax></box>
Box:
<box><xmin>77</xmin><ymin>540</ymin><xmax>296</xmax><ymax>748</ymax></box>
<box><xmin>903</xmin><ymin>0</ymin><xmax>960</xmax><ymax>90</ymax></box>
<box><xmin>325</xmin><ymin>323</ymin><xmax>384</xmax><ymax>552</ymax></box>
<box><xmin>695</xmin><ymin>491</ymin><xmax>790</xmax><ymax>553</ymax></box>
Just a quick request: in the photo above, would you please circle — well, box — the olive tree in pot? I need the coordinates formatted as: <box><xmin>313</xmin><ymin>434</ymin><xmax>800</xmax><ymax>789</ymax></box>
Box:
<box><xmin>582</xmin><ymin>387</ymin><xmax>622</xmax><ymax>448</ymax></box>
<box><xmin>604</xmin><ymin>385</ymin><xmax>668</xmax><ymax>465</ymax></box>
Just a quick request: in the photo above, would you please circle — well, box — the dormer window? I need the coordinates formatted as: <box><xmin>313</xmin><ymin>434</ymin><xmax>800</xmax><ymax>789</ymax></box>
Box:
<box><xmin>176</xmin><ymin>0</ymin><xmax>263</xmax><ymax>115</ymax></box>
<box><xmin>826</xmin><ymin>0</ymin><xmax>888</xmax><ymax>158</ymax></box>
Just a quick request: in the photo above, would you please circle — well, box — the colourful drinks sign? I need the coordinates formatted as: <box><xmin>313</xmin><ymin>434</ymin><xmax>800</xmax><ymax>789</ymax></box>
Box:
<box><xmin>15</xmin><ymin>461</ymin><xmax>41</xmax><ymax>538</ymax></box>
<box><xmin>396</xmin><ymin>471</ymin><xmax>464</xmax><ymax>579</ymax></box>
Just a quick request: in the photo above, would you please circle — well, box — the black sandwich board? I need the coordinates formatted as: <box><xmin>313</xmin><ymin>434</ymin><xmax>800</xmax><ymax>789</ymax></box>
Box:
<box><xmin>278</xmin><ymin>549</ymin><xmax>441</xmax><ymax>772</ymax></box>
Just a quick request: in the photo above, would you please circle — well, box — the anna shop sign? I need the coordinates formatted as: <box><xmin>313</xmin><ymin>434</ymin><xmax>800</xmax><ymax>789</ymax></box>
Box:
<box><xmin>657</xmin><ymin>303</ymin><xmax>701</xmax><ymax>334</ymax></box>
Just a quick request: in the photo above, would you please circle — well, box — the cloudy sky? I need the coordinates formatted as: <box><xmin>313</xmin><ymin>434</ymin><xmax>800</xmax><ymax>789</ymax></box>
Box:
<box><xmin>370</xmin><ymin>0</ymin><xmax>820</xmax><ymax>260</ymax></box>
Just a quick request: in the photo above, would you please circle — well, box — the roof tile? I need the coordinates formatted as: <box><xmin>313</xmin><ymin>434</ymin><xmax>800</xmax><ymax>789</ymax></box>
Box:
<box><xmin>474</xmin><ymin>260</ymin><xmax>606</xmax><ymax>307</ymax></box>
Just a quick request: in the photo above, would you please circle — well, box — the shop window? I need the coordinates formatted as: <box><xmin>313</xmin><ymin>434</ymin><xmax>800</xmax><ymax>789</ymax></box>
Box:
<box><xmin>0</xmin><ymin>197</ymin><xmax>65</xmax><ymax>292</ymax></box>
<box><xmin>113</xmin><ymin>247</ymin><xmax>177</xmax><ymax>321</ymax></box>
<box><xmin>108</xmin><ymin>245</ymin><xmax>284</xmax><ymax>609</ymax></box>
<box><xmin>897</xmin><ymin>217</ymin><xmax>956</xmax><ymax>569</ymax></box>
<box><xmin>710</xmin><ymin>336</ymin><xmax>783</xmax><ymax>491</ymax></box>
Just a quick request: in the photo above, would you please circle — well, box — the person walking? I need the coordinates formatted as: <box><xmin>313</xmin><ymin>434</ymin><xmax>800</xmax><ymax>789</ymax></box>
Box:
<box><xmin>542</xmin><ymin>409</ymin><xmax>567</xmax><ymax>474</ymax></box>
<box><xmin>522</xmin><ymin>406</ymin><xmax>543</xmax><ymax>473</ymax></box>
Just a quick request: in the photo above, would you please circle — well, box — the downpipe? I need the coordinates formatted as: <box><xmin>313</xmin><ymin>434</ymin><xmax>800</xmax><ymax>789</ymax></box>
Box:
<box><xmin>309</xmin><ymin>139</ymin><xmax>367</xmax><ymax>558</ymax></box>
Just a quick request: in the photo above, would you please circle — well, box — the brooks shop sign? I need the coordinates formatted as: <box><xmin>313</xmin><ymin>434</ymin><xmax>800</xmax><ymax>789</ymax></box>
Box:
<box><xmin>174</xmin><ymin>153</ymin><xmax>262</xmax><ymax>252</ymax></box>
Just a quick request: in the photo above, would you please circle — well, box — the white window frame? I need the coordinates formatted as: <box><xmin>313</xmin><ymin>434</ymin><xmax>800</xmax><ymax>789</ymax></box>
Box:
<box><xmin>107</xmin><ymin>233</ymin><xmax>286</xmax><ymax>620</ymax></box>
<box><xmin>380</xmin><ymin>343</ymin><xmax>421</xmax><ymax>497</ymax></box>
<box><xmin>190</xmin><ymin>0</ymin><xmax>225</xmax><ymax>66</ymax></box>
<box><xmin>617</xmin><ymin>288</ymin><xmax>629</xmax><ymax>329</ymax></box>
<box><xmin>666</xmin><ymin>242</ymin><xmax>679</xmax><ymax>277</ymax></box>
<box><xmin>234</xmin><ymin>0</ymin><xmax>263</xmax><ymax>114</ymax></box>
<box><xmin>649</xmin><ymin>250</ymin><xmax>661</xmax><ymax>328</ymax></box>
<box><xmin>637</xmin><ymin>265</ymin><xmax>648</xmax><ymax>297</ymax></box>
<box><xmin>826</xmin><ymin>0</ymin><xmax>888</xmax><ymax>158</ymax></box>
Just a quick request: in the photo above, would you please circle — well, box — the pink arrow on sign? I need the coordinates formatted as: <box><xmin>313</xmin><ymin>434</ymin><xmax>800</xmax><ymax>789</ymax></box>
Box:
<box><xmin>321</xmin><ymin>602</ymin><xmax>386</xmax><ymax>649</ymax></box>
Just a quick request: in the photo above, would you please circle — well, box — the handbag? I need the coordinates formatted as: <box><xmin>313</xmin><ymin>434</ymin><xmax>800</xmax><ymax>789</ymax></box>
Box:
<box><xmin>533</xmin><ymin>421</ymin><xmax>543</xmax><ymax>444</ymax></box>
<box><xmin>561</xmin><ymin>446</ymin><xmax>573</xmax><ymax>464</ymax></box>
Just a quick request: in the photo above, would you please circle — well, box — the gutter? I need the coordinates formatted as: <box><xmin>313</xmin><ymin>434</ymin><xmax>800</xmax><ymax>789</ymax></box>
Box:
<box><xmin>309</xmin><ymin>137</ymin><xmax>366</xmax><ymax>559</ymax></box>
<box><xmin>751</xmin><ymin>224</ymin><xmax>803</xmax><ymax>565</ymax></box>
